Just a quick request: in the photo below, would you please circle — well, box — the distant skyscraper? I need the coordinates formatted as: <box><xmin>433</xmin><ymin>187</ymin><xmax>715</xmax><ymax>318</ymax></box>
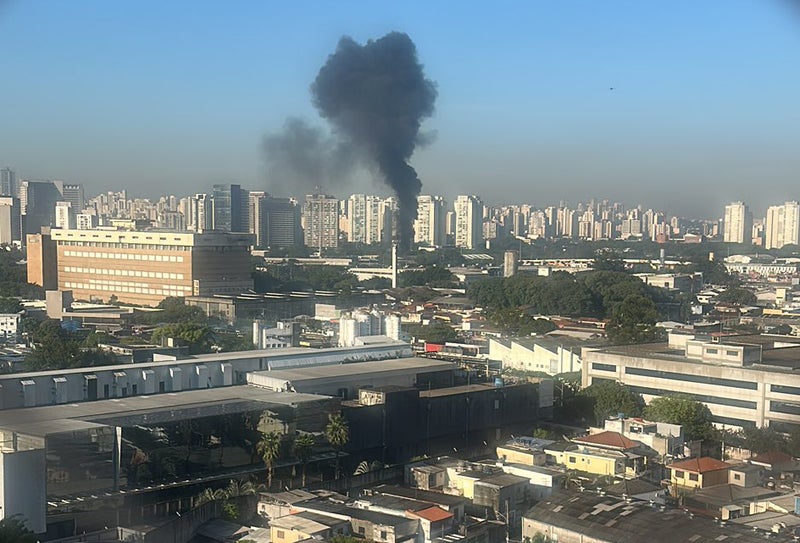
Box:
<box><xmin>380</xmin><ymin>197</ymin><xmax>398</xmax><ymax>244</ymax></box>
<box><xmin>303</xmin><ymin>194</ymin><xmax>339</xmax><ymax>250</ymax></box>
<box><xmin>414</xmin><ymin>195</ymin><xmax>446</xmax><ymax>247</ymax></box>
<box><xmin>58</xmin><ymin>183</ymin><xmax>85</xmax><ymax>211</ymax></box>
<box><xmin>253</xmin><ymin>194</ymin><xmax>301</xmax><ymax>248</ymax></box>
<box><xmin>19</xmin><ymin>180</ymin><xmax>63</xmax><ymax>236</ymax></box>
<box><xmin>454</xmin><ymin>195</ymin><xmax>483</xmax><ymax>249</ymax></box>
<box><xmin>189</xmin><ymin>194</ymin><xmax>213</xmax><ymax>233</ymax></box>
<box><xmin>765</xmin><ymin>201</ymin><xmax>800</xmax><ymax>249</ymax></box>
<box><xmin>0</xmin><ymin>197</ymin><xmax>21</xmax><ymax>244</ymax></box>
<box><xmin>723</xmin><ymin>202</ymin><xmax>752</xmax><ymax>244</ymax></box>
<box><xmin>54</xmin><ymin>201</ymin><xmax>76</xmax><ymax>229</ymax></box>
<box><xmin>347</xmin><ymin>194</ymin><xmax>383</xmax><ymax>244</ymax></box>
<box><xmin>0</xmin><ymin>168</ymin><xmax>16</xmax><ymax>197</ymax></box>
<box><xmin>211</xmin><ymin>183</ymin><xmax>247</xmax><ymax>232</ymax></box>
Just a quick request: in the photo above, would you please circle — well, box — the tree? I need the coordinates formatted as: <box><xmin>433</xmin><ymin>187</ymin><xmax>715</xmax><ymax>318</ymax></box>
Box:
<box><xmin>151</xmin><ymin>322</ymin><xmax>213</xmax><ymax>354</ymax></box>
<box><xmin>257</xmin><ymin>431</ymin><xmax>282</xmax><ymax>489</ymax></box>
<box><xmin>0</xmin><ymin>516</ymin><xmax>37</xmax><ymax>543</ymax></box>
<box><xmin>25</xmin><ymin>319</ymin><xmax>115</xmax><ymax>371</ymax></box>
<box><xmin>0</xmin><ymin>297</ymin><xmax>21</xmax><ymax>314</ymax></box>
<box><xmin>716</xmin><ymin>287</ymin><xmax>757</xmax><ymax>306</ymax></box>
<box><xmin>325</xmin><ymin>414</ymin><xmax>350</xmax><ymax>479</ymax></box>
<box><xmin>406</xmin><ymin>320</ymin><xmax>458</xmax><ymax>344</ymax></box>
<box><xmin>606</xmin><ymin>294</ymin><xmax>664</xmax><ymax>345</ymax></box>
<box><xmin>643</xmin><ymin>395</ymin><xmax>715</xmax><ymax>442</ymax></box>
<box><xmin>294</xmin><ymin>433</ymin><xmax>316</xmax><ymax>487</ymax></box>
<box><xmin>581</xmin><ymin>381</ymin><xmax>644</xmax><ymax>425</ymax></box>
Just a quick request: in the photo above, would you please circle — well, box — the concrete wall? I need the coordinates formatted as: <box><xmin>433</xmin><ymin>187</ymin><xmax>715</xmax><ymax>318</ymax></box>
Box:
<box><xmin>0</xmin><ymin>449</ymin><xmax>47</xmax><ymax>534</ymax></box>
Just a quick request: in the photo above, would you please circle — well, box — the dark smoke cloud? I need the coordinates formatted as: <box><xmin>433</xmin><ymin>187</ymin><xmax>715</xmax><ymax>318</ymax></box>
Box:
<box><xmin>262</xmin><ymin>117</ymin><xmax>356</xmax><ymax>196</ymax></box>
<box><xmin>311</xmin><ymin>32</ymin><xmax>437</xmax><ymax>250</ymax></box>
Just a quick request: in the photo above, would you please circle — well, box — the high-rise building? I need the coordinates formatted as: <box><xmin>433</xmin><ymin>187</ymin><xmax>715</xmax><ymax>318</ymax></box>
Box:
<box><xmin>723</xmin><ymin>202</ymin><xmax>752</xmax><ymax>244</ymax></box>
<box><xmin>250</xmin><ymin>193</ymin><xmax>301</xmax><ymax>248</ymax></box>
<box><xmin>29</xmin><ymin>228</ymin><xmax>254</xmax><ymax>306</ymax></box>
<box><xmin>0</xmin><ymin>197</ymin><xmax>21</xmax><ymax>245</ymax></box>
<box><xmin>414</xmin><ymin>195</ymin><xmax>446</xmax><ymax>247</ymax></box>
<box><xmin>188</xmin><ymin>194</ymin><xmax>213</xmax><ymax>233</ymax></box>
<box><xmin>765</xmin><ymin>201</ymin><xmax>800</xmax><ymax>250</ymax></box>
<box><xmin>58</xmin><ymin>183</ymin><xmax>85</xmax><ymax>211</ymax></box>
<box><xmin>454</xmin><ymin>195</ymin><xmax>483</xmax><ymax>249</ymax></box>
<box><xmin>54</xmin><ymin>201</ymin><xmax>75</xmax><ymax>229</ymax></box>
<box><xmin>302</xmin><ymin>194</ymin><xmax>339</xmax><ymax>250</ymax></box>
<box><xmin>19</xmin><ymin>180</ymin><xmax>63</xmax><ymax>236</ymax></box>
<box><xmin>380</xmin><ymin>197</ymin><xmax>398</xmax><ymax>244</ymax></box>
<box><xmin>347</xmin><ymin>194</ymin><xmax>383</xmax><ymax>244</ymax></box>
<box><xmin>211</xmin><ymin>183</ymin><xmax>247</xmax><ymax>232</ymax></box>
<box><xmin>0</xmin><ymin>168</ymin><xmax>16</xmax><ymax>197</ymax></box>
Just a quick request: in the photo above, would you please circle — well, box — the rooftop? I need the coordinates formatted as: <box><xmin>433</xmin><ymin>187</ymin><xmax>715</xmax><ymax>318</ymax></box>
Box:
<box><xmin>526</xmin><ymin>490</ymin><xmax>794</xmax><ymax>543</ymax></box>
<box><xmin>248</xmin><ymin>357</ymin><xmax>455</xmax><ymax>383</ymax></box>
<box><xmin>0</xmin><ymin>385</ymin><xmax>328</xmax><ymax>437</ymax></box>
<box><xmin>573</xmin><ymin>431</ymin><xmax>639</xmax><ymax>450</ymax></box>
<box><xmin>412</xmin><ymin>506</ymin><xmax>454</xmax><ymax>522</ymax></box>
<box><xmin>372</xmin><ymin>485</ymin><xmax>468</xmax><ymax>507</ymax></box>
<box><xmin>667</xmin><ymin>457</ymin><xmax>733</xmax><ymax>473</ymax></box>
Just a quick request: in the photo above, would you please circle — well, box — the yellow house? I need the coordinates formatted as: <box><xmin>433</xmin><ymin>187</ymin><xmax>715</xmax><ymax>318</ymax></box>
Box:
<box><xmin>545</xmin><ymin>431</ymin><xmax>647</xmax><ymax>477</ymax></box>
<box><xmin>666</xmin><ymin>457</ymin><xmax>732</xmax><ymax>490</ymax></box>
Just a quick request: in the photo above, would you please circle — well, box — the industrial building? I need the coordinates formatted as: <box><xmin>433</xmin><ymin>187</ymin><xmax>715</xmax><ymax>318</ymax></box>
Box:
<box><xmin>582</xmin><ymin>332</ymin><xmax>800</xmax><ymax>430</ymax></box>
<box><xmin>27</xmin><ymin>227</ymin><xmax>255</xmax><ymax>306</ymax></box>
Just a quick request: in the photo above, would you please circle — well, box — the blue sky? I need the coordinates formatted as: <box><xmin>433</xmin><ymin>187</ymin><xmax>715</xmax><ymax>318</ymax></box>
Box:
<box><xmin>2</xmin><ymin>0</ymin><xmax>800</xmax><ymax>217</ymax></box>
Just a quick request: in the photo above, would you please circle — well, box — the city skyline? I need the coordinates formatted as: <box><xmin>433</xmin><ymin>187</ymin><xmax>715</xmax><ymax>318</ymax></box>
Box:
<box><xmin>3</xmin><ymin>2</ymin><xmax>800</xmax><ymax>217</ymax></box>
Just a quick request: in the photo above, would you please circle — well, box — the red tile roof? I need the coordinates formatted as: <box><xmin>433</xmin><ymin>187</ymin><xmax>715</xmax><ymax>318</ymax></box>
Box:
<box><xmin>411</xmin><ymin>506</ymin><xmax>454</xmax><ymax>522</ymax></box>
<box><xmin>573</xmin><ymin>431</ymin><xmax>638</xmax><ymax>450</ymax></box>
<box><xmin>667</xmin><ymin>457</ymin><xmax>732</xmax><ymax>473</ymax></box>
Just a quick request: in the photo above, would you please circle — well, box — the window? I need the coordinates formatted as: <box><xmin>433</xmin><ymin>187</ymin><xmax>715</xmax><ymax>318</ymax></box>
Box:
<box><xmin>131</xmin><ymin>384</ymin><xmax>138</xmax><ymax>395</ymax></box>
<box><xmin>359</xmin><ymin>527</ymin><xmax>365</xmax><ymax>536</ymax></box>
<box><xmin>689</xmin><ymin>473</ymin><xmax>698</xmax><ymax>481</ymax></box>
<box><xmin>675</xmin><ymin>470</ymin><xmax>685</xmax><ymax>478</ymax></box>
<box><xmin>733</xmin><ymin>473</ymin><xmax>741</xmax><ymax>481</ymax></box>
<box><xmin>276</xmin><ymin>530</ymin><xmax>285</xmax><ymax>539</ymax></box>
<box><xmin>380</xmin><ymin>531</ymin><xmax>387</xmax><ymax>540</ymax></box>
<box><xmin>706</xmin><ymin>348</ymin><xmax>718</xmax><ymax>355</ymax></box>
<box><xmin>592</xmin><ymin>363</ymin><xmax>616</xmax><ymax>372</ymax></box>
<box><xmin>625</xmin><ymin>367</ymin><xmax>758</xmax><ymax>390</ymax></box>
<box><xmin>568</xmin><ymin>456</ymin><xmax>576</xmax><ymax>464</ymax></box>
<box><xmin>494</xmin><ymin>399</ymin><xmax>500</xmax><ymax>410</ymax></box>
<box><xmin>726</xmin><ymin>350</ymin><xmax>738</xmax><ymax>357</ymax></box>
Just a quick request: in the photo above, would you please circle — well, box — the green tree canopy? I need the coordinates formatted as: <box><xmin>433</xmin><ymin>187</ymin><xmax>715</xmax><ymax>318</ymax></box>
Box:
<box><xmin>398</xmin><ymin>266</ymin><xmax>457</xmax><ymax>288</ymax></box>
<box><xmin>405</xmin><ymin>321</ymin><xmax>458</xmax><ymax>344</ymax></box>
<box><xmin>257</xmin><ymin>431</ymin><xmax>282</xmax><ymax>488</ymax></box>
<box><xmin>151</xmin><ymin>322</ymin><xmax>213</xmax><ymax>354</ymax></box>
<box><xmin>643</xmin><ymin>395</ymin><xmax>715</xmax><ymax>442</ymax></box>
<box><xmin>581</xmin><ymin>381</ymin><xmax>644</xmax><ymax>425</ymax></box>
<box><xmin>716</xmin><ymin>287</ymin><xmax>757</xmax><ymax>306</ymax></box>
<box><xmin>0</xmin><ymin>516</ymin><xmax>37</xmax><ymax>543</ymax></box>
<box><xmin>294</xmin><ymin>433</ymin><xmax>316</xmax><ymax>487</ymax></box>
<box><xmin>325</xmin><ymin>413</ymin><xmax>350</xmax><ymax>479</ymax></box>
<box><xmin>25</xmin><ymin>319</ymin><xmax>115</xmax><ymax>371</ymax></box>
<box><xmin>606</xmin><ymin>294</ymin><xmax>664</xmax><ymax>345</ymax></box>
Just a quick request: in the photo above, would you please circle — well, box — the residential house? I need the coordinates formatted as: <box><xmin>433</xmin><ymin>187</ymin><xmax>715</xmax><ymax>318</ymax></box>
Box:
<box><xmin>665</xmin><ymin>457</ymin><xmax>733</xmax><ymax>490</ymax></box>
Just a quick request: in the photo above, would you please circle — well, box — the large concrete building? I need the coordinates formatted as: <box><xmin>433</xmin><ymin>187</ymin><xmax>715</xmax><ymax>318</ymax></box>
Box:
<box><xmin>723</xmin><ymin>201</ymin><xmax>752</xmax><ymax>244</ymax></box>
<box><xmin>582</xmin><ymin>332</ymin><xmax>800</xmax><ymax>431</ymax></box>
<box><xmin>303</xmin><ymin>194</ymin><xmax>339</xmax><ymax>250</ymax></box>
<box><xmin>765</xmin><ymin>201</ymin><xmax>800</xmax><ymax>250</ymax></box>
<box><xmin>26</xmin><ymin>227</ymin><xmax>254</xmax><ymax>306</ymax></box>
<box><xmin>0</xmin><ymin>196</ymin><xmax>21</xmax><ymax>245</ymax></box>
<box><xmin>454</xmin><ymin>195</ymin><xmax>483</xmax><ymax>249</ymax></box>
<box><xmin>414</xmin><ymin>195</ymin><xmax>446</xmax><ymax>247</ymax></box>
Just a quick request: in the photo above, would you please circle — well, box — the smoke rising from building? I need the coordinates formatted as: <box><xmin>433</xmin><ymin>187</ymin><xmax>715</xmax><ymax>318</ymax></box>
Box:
<box><xmin>263</xmin><ymin>32</ymin><xmax>437</xmax><ymax>250</ymax></box>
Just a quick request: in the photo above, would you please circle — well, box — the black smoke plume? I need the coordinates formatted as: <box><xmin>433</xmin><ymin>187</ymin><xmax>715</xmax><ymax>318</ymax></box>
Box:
<box><xmin>263</xmin><ymin>117</ymin><xmax>355</xmax><ymax>195</ymax></box>
<box><xmin>312</xmin><ymin>32</ymin><xmax>437</xmax><ymax>250</ymax></box>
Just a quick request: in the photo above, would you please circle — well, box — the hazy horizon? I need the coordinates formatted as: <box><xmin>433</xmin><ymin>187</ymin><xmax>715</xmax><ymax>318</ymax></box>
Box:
<box><xmin>2</xmin><ymin>1</ymin><xmax>800</xmax><ymax>219</ymax></box>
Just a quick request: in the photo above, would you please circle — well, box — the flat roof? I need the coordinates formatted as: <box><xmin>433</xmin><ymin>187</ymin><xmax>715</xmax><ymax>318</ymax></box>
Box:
<box><xmin>0</xmin><ymin>341</ymin><xmax>411</xmax><ymax>381</ymax></box>
<box><xmin>0</xmin><ymin>385</ymin><xmax>329</xmax><ymax>437</ymax></box>
<box><xmin>420</xmin><ymin>382</ymin><xmax>528</xmax><ymax>398</ymax></box>
<box><xmin>526</xmin><ymin>490</ymin><xmax>784</xmax><ymax>543</ymax></box>
<box><xmin>249</xmin><ymin>357</ymin><xmax>455</xmax><ymax>382</ymax></box>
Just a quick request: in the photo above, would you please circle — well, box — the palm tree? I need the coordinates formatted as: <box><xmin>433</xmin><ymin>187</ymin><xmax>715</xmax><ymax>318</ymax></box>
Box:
<box><xmin>223</xmin><ymin>478</ymin><xmax>256</xmax><ymax>498</ymax></box>
<box><xmin>257</xmin><ymin>431</ymin><xmax>282</xmax><ymax>489</ymax></box>
<box><xmin>293</xmin><ymin>433</ymin><xmax>316</xmax><ymax>487</ymax></box>
<box><xmin>325</xmin><ymin>414</ymin><xmax>349</xmax><ymax>480</ymax></box>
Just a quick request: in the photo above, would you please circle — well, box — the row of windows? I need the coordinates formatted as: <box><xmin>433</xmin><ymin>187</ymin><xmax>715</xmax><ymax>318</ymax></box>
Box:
<box><xmin>64</xmin><ymin>282</ymin><xmax>191</xmax><ymax>295</ymax></box>
<box><xmin>592</xmin><ymin>363</ymin><xmax>617</xmax><ymax>372</ymax></box>
<box><xmin>770</xmin><ymin>401</ymin><xmax>800</xmax><ymax>416</ymax></box>
<box><xmin>624</xmin><ymin>367</ymin><xmax>758</xmax><ymax>390</ymax></box>
<box><xmin>63</xmin><ymin>266</ymin><xmax>185</xmax><ymax>280</ymax></box>
<box><xmin>63</xmin><ymin>250</ymin><xmax>185</xmax><ymax>262</ymax></box>
<box><xmin>59</xmin><ymin>241</ymin><xmax>191</xmax><ymax>250</ymax></box>
<box><xmin>705</xmin><ymin>348</ymin><xmax>740</xmax><ymax>357</ymax></box>
<box><xmin>629</xmin><ymin>385</ymin><xmax>758</xmax><ymax>410</ymax></box>
<box><xmin>770</xmin><ymin>384</ymin><xmax>800</xmax><ymax>396</ymax></box>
